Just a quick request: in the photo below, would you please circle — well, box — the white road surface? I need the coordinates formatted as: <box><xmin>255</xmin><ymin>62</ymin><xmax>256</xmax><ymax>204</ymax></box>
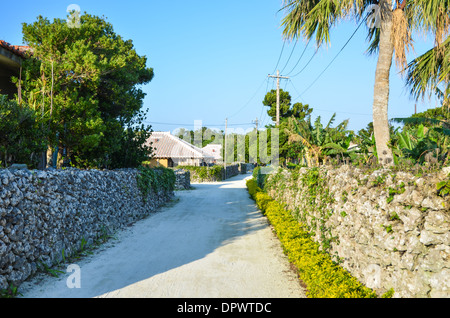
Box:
<box><xmin>19</xmin><ymin>173</ymin><xmax>306</xmax><ymax>298</ymax></box>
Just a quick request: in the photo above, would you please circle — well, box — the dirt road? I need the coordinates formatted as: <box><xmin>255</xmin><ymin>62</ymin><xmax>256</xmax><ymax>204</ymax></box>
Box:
<box><xmin>20</xmin><ymin>173</ymin><xmax>306</xmax><ymax>298</ymax></box>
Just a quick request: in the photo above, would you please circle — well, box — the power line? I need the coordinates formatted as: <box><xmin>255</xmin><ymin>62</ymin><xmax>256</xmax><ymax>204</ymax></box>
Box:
<box><xmin>271</xmin><ymin>41</ymin><xmax>286</xmax><ymax>75</ymax></box>
<box><xmin>289</xmin><ymin>47</ymin><xmax>318</xmax><ymax>78</ymax></box>
<box><xmin>293</xmin><ymin>17</ymin><xmax>367</xmax><ymax>100</ymax></box>
<box><xmin>280</xmin><ymin>39</ymin><xmax>298</xmax><ymax>74</ymax></box>
<box><xmin>285</xmin><ymin>37</ymin><xmax>312</xmax><ymax>76</ymax></box>
<box><xmin>144</xmin><ymin>121</ymin><xmax>254</xmax><ymax>127</ymax></box>
<box><xmin>228</xmin><ymin>77</ymin><xmax>268</xmax><ymax>118</ymax></box>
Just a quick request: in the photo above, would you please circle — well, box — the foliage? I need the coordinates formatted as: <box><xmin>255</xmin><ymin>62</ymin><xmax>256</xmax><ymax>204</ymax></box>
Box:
<box><xmin>280</xmin><ymin>0</ymin><xmax>450</xmax><ymax>167</ymax></box>
<box><xmin>0</xmin><ymin>284</ymin><xmax>22</xmax><ymax>298</ymax></box>
<box><xmin>391</xmin><ymin>110</ymin><xmax>450</xmax><ymax>165</ymax></box>
<box><xmin>136</xmin><ymin>166</ymin><xmax>175</xmax><ymax>202</ymax></box>
<box><xmin>283</xmin><ymin>113</ymin><xmax>354</xmax><ymax>167</ymax></box>
<box><xmin>107</xmin><ymin>120</ymin><xmax>154</xmax><ymax>169</ymax></box>
<box><xmin>0</xmin><ymin>95</ymin><xmax>47</xmax><ymax>168</ymax></box>
<box><xmin>180</xmin><ymin>165</ymin><xmax>224</xmax><ymax>182</ymax></box>
<box><xmin>246</xmin><ymin>178</ymin><xmax>261</xmax><ymax>200</ymax></box>
<box><xmin>252</xmin><ymin>166</ymin><xmax>269</xmax><ymax>189</ymax></box>
<box><xmin>176</xmin><ymin>127</ymin><xmax>222</xmax><ymax>148</ymax></box>
<box><xmin>437</xmin><ymin>174</ymin><xmax>450</xmax><ymax>197</ymax></box>
<box><xmin>246</xmin><ymin>177</ymin><xmax>377</xmax><ymax>298</ymax></box>
<box><xmin>406</xmin><ymin>36</ymin><xmax>449</xmax><ymax>105</ymax></box>
<box><xmin>263</xmin><ymin>89</ymin><xmax>313</xmax><ymax>122</ymax></box>
<box><xmin>18</xmin><ymin>13</ymin><xmax>154</xmax><ymax>169</ymax></box>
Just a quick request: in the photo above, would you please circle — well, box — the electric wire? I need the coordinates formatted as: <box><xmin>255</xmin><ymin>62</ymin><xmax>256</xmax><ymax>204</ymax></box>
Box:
<box><xmin>289</xmin><ymin>47</ymin><xmax>319</xmax><ymax>78</ymax></box>
<box><xmin>228</xmin><ymin>77</ymin><xmax>269</xmax><ymax>119</ymax></box>
<box><xmin>271</xmin><ymin>41</ymin><xmax>286</xmax><ymax>74</ymax></box>
<box><xmin>293</xmin><ymin>15</ymin><xmax>368</xmax><ymax>100</ymax></box>
<box><xmin>144</xmin><ymin>121</ymin><xmax>254</xmax><ymax>127</ymax></box>
<box><xmin>285</xmin><ymin>37</ymin><xmax>312</xmax><ymax>76</ymax></box>
<box><xmin>280</xmin><ymin>39</ymin><xmax>298</xmax><ymax>74</ymax></box>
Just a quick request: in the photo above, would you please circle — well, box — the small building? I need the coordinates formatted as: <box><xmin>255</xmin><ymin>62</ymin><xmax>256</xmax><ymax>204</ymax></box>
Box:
<box><xmin>0</xmin><ymin>40</ymin><xmax>30</xmax><ymax>99</ymax></box>
<box><xmin>146</xmin><ymin>132</ymin><xmax>215</xmax><ymax>168</ymax></box>
<box><xmin>202</xmin><ymin>144</ymin><xmax>222</xmax><ymax>164</ymax></box>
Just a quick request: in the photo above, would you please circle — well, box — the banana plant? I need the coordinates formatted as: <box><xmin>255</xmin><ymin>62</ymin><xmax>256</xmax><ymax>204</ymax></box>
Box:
<box><xmin>392</xmin><ymin>116</ymin><xmax>450</xmax><ymax>163</ymax></box>
<box><xmin>284</xmin><ymin>113</ymin><xmax>354</xmax><ymax>167</ymax></box>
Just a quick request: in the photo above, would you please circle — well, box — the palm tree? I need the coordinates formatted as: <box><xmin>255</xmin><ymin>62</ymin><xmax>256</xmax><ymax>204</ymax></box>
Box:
<box><xmin>280</xmin><ymin>0</ymin><xmax>449</xmax><ymax>167</ymax></box>
<box><xmin>406</xmin><ymin>35</ymin><xmax>449</xmax><ymax>112</ymax></box>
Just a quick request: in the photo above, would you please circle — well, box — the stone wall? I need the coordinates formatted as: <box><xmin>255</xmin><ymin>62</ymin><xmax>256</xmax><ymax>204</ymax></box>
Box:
<box><xmin>179</xmin><ymin>164</ymin><xmax>242</xmax><ymax>183</ymax></box>
<box><xmin>0</xmin><ymin>168</ymin><xmax>174</xmax><ymax>290</ymax></box>
<box><xmin>174</xmin><ymin>169</ymin><xmax>191</xmax><ymax>190</ymax></box>
<box><xmin>224</xmin><ymin>164</ymin><xmax>240</xmax><ymax>179</ymax></box>
<box><xmin>264</xmin><ymin>165</ymin><xmax>450</xmax><ymax>298</ymax></box>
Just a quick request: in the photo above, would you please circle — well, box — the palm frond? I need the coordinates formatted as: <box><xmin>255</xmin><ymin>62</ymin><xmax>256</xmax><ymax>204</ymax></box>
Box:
<box><xmin>405</xmin><ymin>35</ymin><xmax>450</xmax><ymax>100</ymax></box>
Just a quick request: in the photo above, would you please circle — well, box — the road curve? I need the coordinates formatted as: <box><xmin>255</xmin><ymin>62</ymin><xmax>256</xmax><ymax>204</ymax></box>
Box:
<box><xmin>20</xmin><ymin>173</ymin><xmax>306</xmax><ymax>298</ymax></box>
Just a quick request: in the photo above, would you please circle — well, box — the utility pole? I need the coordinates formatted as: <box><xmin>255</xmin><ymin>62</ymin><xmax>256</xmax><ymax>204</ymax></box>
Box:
<box><xmin>252</xmin><ymin>118</ymin><xmax>258</xmax><ymax>131</ymax></box>
<box><xmin>268</xmin><ymin>70</ymin><xmax>289</xmax><ymax>126</ymax></box>
<box><xmin>224</xmin><ymin>118</ymin><xmax>228</xmax><ymax>179</ymax></box>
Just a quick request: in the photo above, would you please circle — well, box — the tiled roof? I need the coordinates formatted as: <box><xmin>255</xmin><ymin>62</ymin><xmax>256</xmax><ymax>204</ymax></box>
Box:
<box><xmin>202</xmin><ymin>144</ymin><xmax>222</xmax><ymax>160</ymax></box>
<box><xmin>148</xmin><ymin>132</ymin><xmax>214</xmax><ymax>159</ymax></box>
<box><xmin>0</xmin><ymin>40</ymin><xmax>31</xmax><ymax>58</ymax></box>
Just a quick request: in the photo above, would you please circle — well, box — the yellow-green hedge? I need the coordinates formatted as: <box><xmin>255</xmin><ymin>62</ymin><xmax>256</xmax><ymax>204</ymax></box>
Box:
<box><xmin>246</xmin><ymin>178</ymin><xmax>377</xmax><ymax>298</ymax></box>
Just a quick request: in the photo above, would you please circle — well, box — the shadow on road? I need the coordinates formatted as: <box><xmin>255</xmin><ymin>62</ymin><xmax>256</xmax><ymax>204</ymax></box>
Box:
<box><xmin>20</xmin><ymin>173</ymin><xmax>272</xmax><ymax>298</ymax></box>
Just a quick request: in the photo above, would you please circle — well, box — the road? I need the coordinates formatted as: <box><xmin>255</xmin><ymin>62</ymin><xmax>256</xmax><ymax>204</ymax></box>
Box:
<box><xmin>19</xmin><ymin>173</ymin><xmax>306</xmax><ymax>298</ymax></box>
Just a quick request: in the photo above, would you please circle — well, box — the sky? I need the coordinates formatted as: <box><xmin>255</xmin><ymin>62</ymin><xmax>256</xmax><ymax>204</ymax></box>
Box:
<box><xmin>0</xmin><ymin>0</ymin><xmax>440</xmax><ymax>135</ymax></box>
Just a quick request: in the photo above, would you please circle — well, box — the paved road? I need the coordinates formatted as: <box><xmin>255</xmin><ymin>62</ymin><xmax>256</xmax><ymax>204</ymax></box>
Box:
<box><xmin>20</xmin><ymin>173</ymin><xmax>306</xmax><ymax>298</ymax></box>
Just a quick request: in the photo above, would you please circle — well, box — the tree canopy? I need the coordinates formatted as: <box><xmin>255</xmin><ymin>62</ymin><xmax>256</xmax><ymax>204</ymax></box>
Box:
<box><xmin>17</xmin><ymin>13</ymin><xmax>154</xmax><ymax>169</ymax></box>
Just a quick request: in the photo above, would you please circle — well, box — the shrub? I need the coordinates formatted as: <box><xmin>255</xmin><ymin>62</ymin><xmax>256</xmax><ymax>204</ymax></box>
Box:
<box><xmin>136</xmin><ymin>166</ymin><xmax>175</xmax><ymax>202</ymax></box>
<box><xmin>181</xmin><ymin>165</ymin><xmax>224</xmax><ymax>182</ymax></box>
<box><xmin>247</xmin><ymin>178</ymin><xmax>378</xmax><ymax>298</ymax></box>
<box><xmin>0</xmin><ymin>95</ymin><xmax>47</xmax><ymax>168</ymax></box>
<box><xmin>246</xmin><ymin>178</ymin><xmax>261</xmax><ymax>199</ymax></box>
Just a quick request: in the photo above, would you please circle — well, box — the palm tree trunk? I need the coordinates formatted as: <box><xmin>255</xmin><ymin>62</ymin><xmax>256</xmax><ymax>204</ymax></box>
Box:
<box><xmin>373</xmin><ymin>0</ymin><xmax>395</xmax><ymax>167</ymax></box>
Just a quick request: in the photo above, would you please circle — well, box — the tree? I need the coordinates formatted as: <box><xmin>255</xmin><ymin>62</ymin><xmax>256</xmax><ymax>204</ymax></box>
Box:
<box><xmin>280</xmin><ymin>0</ymin><xmax>449</xmax><ymax>167</ymax></box>
<box><xmin>0</xmin><ymin>95</ymin><xmax>47</xmax><ymax>168</ymax></box>
<box><xmin>284</xmin><ymin>113</ymin><xmax>354</xmax><ymax>167</ymax></box>
<box><xmin>263</xmin><ymin>89</ymin><xmax>312</xmax><ymax>122</ymax></box>
<box><xmin>406</xmin><ymin>35</ymin><xmax>450</xmax><ymax>112</ymax></box>
<box><xmin>262</xmin><ymin>89</ymin><xmax>313</xmax><ymax>163</ymax></box>
<box><xmin>18</xmin><ymin>13</ymin><xmax>154</xmax><ymax>169</ymax></box>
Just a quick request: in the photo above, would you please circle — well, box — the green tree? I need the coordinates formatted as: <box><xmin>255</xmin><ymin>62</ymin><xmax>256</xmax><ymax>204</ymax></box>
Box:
<box><xmin>263</xmin><ymin>89</ymin><xmax>312</xmax><ymax>122</ymax></box>
<box><xmin>0</xmin><ymin>95</ymin><xmax>47</xmax><ymax>168</ymax></box>
<box><xmin>280</xmin><ymin>0</ymin><xmax>449</xmax><ymax>167</ymax></box>
<box><xmin>18</xmin><ymin>13</ymin><xmax>154</xmax><ymax>169</ymax></box>
<box><xmin>284</xmin><ymin>113</ymin><xmax>354</xmax><ymax>167</ymax></box>
<box><xmin>406</xmin><ymin>36</ymin><xmax>450</xmax><ymax>112</ymax></box>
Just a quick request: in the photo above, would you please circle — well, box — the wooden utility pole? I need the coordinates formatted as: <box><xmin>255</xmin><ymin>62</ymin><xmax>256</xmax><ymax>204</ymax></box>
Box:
<box><xmin>268</xmin><ymin>70</ymin><xmax>289</xmax><ymax>126</ymax></box>
<box><xmin>224</xmin><ymin>118</ymin><xmax>228</xmax><ymax>178</ymax></box>
<box><xmin>253</xmin><ymin>118</ymin><xmax>258</xmax><ymax>131</ymax></box>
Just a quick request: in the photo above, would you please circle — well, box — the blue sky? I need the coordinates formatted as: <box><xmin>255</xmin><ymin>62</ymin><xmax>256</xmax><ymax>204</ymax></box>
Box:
<box><xmin>0</xmin><ymin>0</ymin><xmax>439</xmax><ymax>134</ymax></box>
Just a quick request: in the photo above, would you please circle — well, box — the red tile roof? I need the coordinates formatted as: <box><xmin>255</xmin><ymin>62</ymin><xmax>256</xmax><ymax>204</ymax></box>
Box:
<box><xmin>0</xmin><ymin>40</ymin><xmax>31</xmax><ymax>58</ymax></box>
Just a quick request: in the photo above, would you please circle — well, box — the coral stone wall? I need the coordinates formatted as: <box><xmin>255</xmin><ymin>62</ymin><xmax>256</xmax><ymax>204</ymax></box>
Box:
<box><xmin>0</xmin><ymin>168</ymin><xmax>174</xmax><ymax>290</ymax></box>
<box><xmin>265</xmin><ymin>165</ymin><xmax>450</xmax><ymax>298</ymax></box>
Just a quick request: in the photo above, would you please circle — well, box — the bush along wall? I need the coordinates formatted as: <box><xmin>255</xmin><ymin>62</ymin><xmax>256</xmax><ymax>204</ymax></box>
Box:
<box><xmin>261</xmin><ymin>165</ymin><xmax>450</xmax><ymax>298</ymax></box>
<box><xmin>246</xmin><ymin>178</ymin><xmax>379</xmax><ymax>298</ymax></box>
<box><xmin>0</xmin><ymin>167</ymin><xmax>175</xmax><ymax>292</ymax></box>
<box><xmin>179</xmin><ymin>164</ymin><xmax>240</xmax><ymax>182</ymax></box>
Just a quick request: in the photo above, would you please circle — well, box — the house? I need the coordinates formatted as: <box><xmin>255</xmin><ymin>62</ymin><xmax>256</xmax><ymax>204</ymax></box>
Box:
<box><xmin>146</xmin><ymin>132</ymin><xmax>215</xmax><ymax>168</ymax></box>
<box><xmin>202</xmin><ymin>144</ymin><xmax>222</xmax><ymax>164</ymax></box>
<box><xmin>0</xmin><ymin>40</ymin><xmax>30</xmax><ymax>99</ymax></box>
